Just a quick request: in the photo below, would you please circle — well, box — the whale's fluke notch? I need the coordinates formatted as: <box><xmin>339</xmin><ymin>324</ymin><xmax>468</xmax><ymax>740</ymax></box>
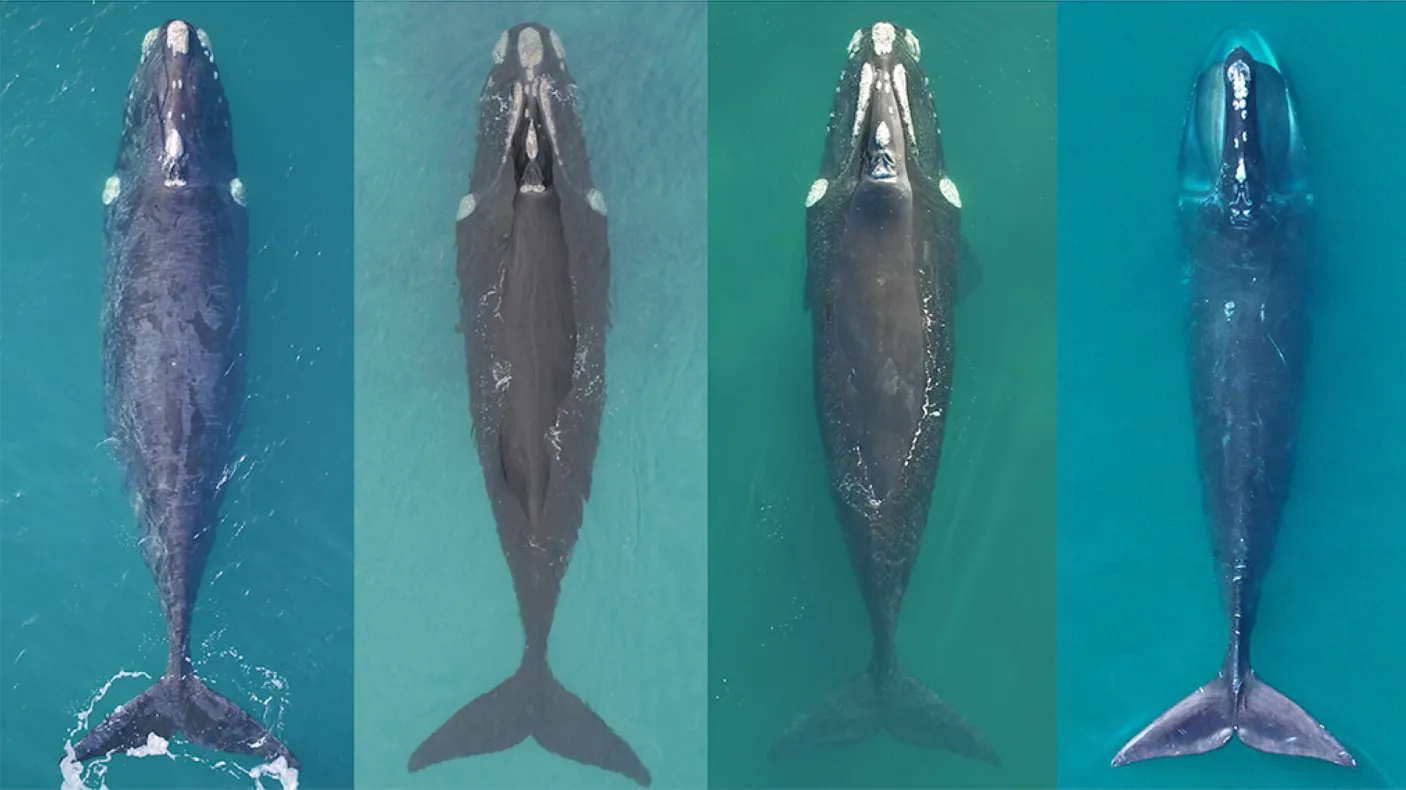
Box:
<box><xmin>408</xmin><ymin>656</ymin><xmax>650</xmax><ymax>786</ymax></box>
<box><xmin>71</xmin><ymin>673</ymin><xmax>297</xmax><ymax>768</ymax></box>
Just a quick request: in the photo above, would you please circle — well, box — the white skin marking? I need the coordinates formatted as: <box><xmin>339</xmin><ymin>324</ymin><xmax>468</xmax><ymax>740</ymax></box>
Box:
<box><xmin>197</xmin><ymin>28</ymin><xmax>213</xmax><ymax>61</ymax></box>
<box><xmin>550</xmin><ymin>29</ymin><xmax>566</xmax><ymax>61</ymax></box>
<box><xmin>939</xmin><ymin>176</ymin><xmax>961</xmax><ymax>208</ymax></box>
<box><xmin>848</xmin><ymin>29</ymin><xmax>863</xmax><ymax>56</ymax></box>
<box><xmin>905</xmin><ymin>29</ymin><xmax>921</xmax><ymax>61</ymax></box>
<box><xmin>853</xmin><ymin>62</ymin><xmax>874</xmax><ymax>140</ymax></box>
<box><xmin>230</xmin><ymin>178</ymin><xmax>246</xmax><ymax>207</ymax></box>
<box><xmin>102</xmin><ymin>175</ymin><xmax>120</xmax><ymax>206</ymax></box>
<box><xmin>457</xmin><ymin>193</ymin><xmax>476</xmax><ymax>221</ymax></box>
<box><xmin>1224</xmin><ymin>300</ymin><xmax>1236</xmax><ymax>319</ymax></box>
<box><xmin>526</xmin><ymin>123</ymin><xmax>539</xmax><ymax>160</ymax></box>
<box><xmin>871</xmin><ymin>22</ymin><xmax>896</xmax><ymax>56</ymax></box>
<box><xmin>164</xmin><ymin>129</ymin><xmax>183</xmax><ymax>167</ymax></box>
<box><xmin>141</xmin><ymin>27</ymin><xmax>159</xmax><ymax>59</ymax></box>
<box><xmin>518</xmin><ymin>27</ymin><xmax>544</xmax><ymax>75</ymax></box>
<box><xmin>1236</xmin><ymin>157</ymin><xmax>1246</xmax><ymax>183</ymax></box>
<box><xmin>493</xmin><ymin>30</ymin><xmax>508</xmax><ymax>64</ymax></box>
<box><xmin>892</xmin><ymin>64</ymin><xmax>916</xmax><ymax>146</ymax></box>
<box><xmin>166</xmin><ymin>21</ymin><xmax>188</xmax><ymax>55</ymax></box>
<box><xmin>806</xmin><ymin>178</ymin><xmax>828</xmax><ymax>208</ymax></box>
<box><xmin>588</xmin><ymin>188</ymin><xmax>607</xmax><ymax>216</ymax></box>
<box><xmin>875</xmin><ymin>120</ymin><xmax>891</xmax><ymax>147</ymax></box>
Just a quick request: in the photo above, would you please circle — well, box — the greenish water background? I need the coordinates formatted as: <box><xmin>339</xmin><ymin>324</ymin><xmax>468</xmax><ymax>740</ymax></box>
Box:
<box><xmin>353</xmin><ymin>2</ymin><xmax>707</xmax><ymax>788</ymax></box>
<box><xmin>0</xmin><ymin>2</ymin><xmax>354</xmax><ymax>789</ymax></box>
<box><xmin>708</xmin><ymin>2</ymin><xmax>1057</xmax><ymax>788</ymax></box>
<box><xmin>1057</xmin><ymin>3</ymin><xmax>1406</xmax><ymax>788</ymax></box>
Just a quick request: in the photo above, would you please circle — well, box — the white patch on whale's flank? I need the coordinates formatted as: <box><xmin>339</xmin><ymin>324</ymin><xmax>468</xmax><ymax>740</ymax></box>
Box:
<box><xmin>905</xmin><ymin>29</ymin><xmax>921</xmax><ymax>61</ymax></box>
<box><xmin>457</xmin><ymin>193</ymin><xmax>477</xmax><ymax>221</ymax></box>
<box><xmin>493</xmin><ymin>30</ymin><xmax>509</xmax><ymax>64</ymax></box>
<box><xmin>102</xmin><ymin>175</ymin><xmax>120</xmax><ymax>206</ymax></box>
<box><xmin>526</xmin><ymin>123</ymin><xmax>539</xmax><ymax>160</ymax></box>
<box><xmin>892</xmin><ymin>64</ymin><xmax>917</xmax><ymax>146</ymax></box>
<box><xmin>126</xmin><ymin>732</ymin><xmax>170</xmax><ymax>757</ymax></box>
<box><xmin>806</xmin><ymin>178</ymin><xmax>828</xmax><ymax>208</ymax></box>
<box><xmin>587</xmin><ymin>188</ymin><xmax>607</xmax><ymax>216</ymax></box>
<box><xmin>517</xmin><ymin>27</ymin><xmax>544</xmax><ymax>79</ymax></box>
<box><xmin>1236</xmin><ymin>157</ymin><xmax>1246</xmax><ymax>183</ymax></box>
<box><xmin>939</xmin><ymin>175</ymin><xmax>961</xmax><ymax>208</ymax></box>
<box><xmin>853</xmin><ymin>62</ymin><xmax>875</xmax><ymax>140</ymax></box>
<box><xmin>875</xmin><ymin>120</ymin><xmax>891</xmax><ymax>147</ymax></box>
<box><xmin>871</xmin><ymin>22</ymin><xmax>896</xmax><ymax>56</ymax></box>
<box><xmin>141</xmin><ymin>27</ymin><xmax>160</xmax><ymax>59</ymax></box>
<box><xmin>230</xmin><ymin>178</ymin><xmax>246</xmax><ymax>207</ymax></box>
<box><xmin>550</xmin><ymin>29</ymin><xmax>566</xmax><ymax>61</ymax></box>
<box><xmin>166</xmin><ymin>20</ymin><xmax>189</xmax><ymax>55</ymax></box>
<box><xmin>250</xmin><ymin>755</ymin><xmax>300</xmax><ymax>790</ymax></box>
<box><xmin>197</xmin><ymin>28</ymin><xmax>213</xmax><ymax>61</ymax></box>
<box><xmin>1223</xmin><ymin>300</ymin><xmax>1236</xmax><ymax>319</ymax></box>
<box><xmin>847</xmin><ymin>29</ymin><xmax>863</xmax><ymax>56</ymax></box>
<box><xmin>492</xmin><ymin>360</ymin><xmax>511</xmax><ymax>392</ymax></box>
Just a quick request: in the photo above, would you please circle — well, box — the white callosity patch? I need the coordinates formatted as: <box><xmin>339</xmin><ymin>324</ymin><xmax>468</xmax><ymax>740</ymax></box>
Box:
<box><xmin>852</xmin><ymin>62</ymin><xmax>874</xmax><ymax>141</ymax></box>
<box><xmin>891</xmin><ymin>63</ymin><xmax>917</xmax><ymax>147</ymax></box>
<box><xmin>1236</xmin><ymin>158</ymin><xmax>1247</xmax><ymax>184</ymax></box>
<box><xmin>550</xmin><ymin>29</ymin><xmax>566</xmax><ymax>61</ymax></box>
<box><xmin>871</xmin><ymin>22</ymin><xmax>896</xmax><ymax>56</ymax></box>
<box><xmin>163</xmin><ymin>129</ymin><xmax>185</xmax><ymax>187</ymax></box>
<box><xmin>537</xmin><ymin>79</ymin><xmax>560</xmax><ymax>169</ymax></box>
<box><xmin>102</xmin><ymin>175</ymin><xmax>121</xmax><ymax>206</ymax></box>
<box><xmin>806</xmin><ymin>178</ymin><xmax>828</xmax><ymax>208</ymax></box>
<box><xmin>517</xmin><ymin>27</ymin><xmax>544</xmax><ymax>79</ymax></box>
<box><xmin>847</xmin><ymin>29</ymin><xmax>863</xmax><ymax>56</ymax></box>
<box><xmin>939</xmin><ymin>175</ymin><xmax>961</xmax><ymax>208</ymax></box>
<box><xmin>526</xmin><ymin>123</ymin><xmax>539</xmax><ymax>160</ymax></box>
<box><xmin>457</xmin><ymin>193</ymin><xmax>477</xmax><ymax>221</ymax></box>
<box><xmin>197</xmin><ymin>28</ymin><xmax>214</xmax><ymax>62</ymax></box>
<box><xmin>166</xmin><ymin>20</ymin><xmax>189</xmax><ymax>55</ymax></box>
<box><xmin>587</xmin><ymin>188</ymin><xmax>607</xmax><ymax>216</ymax></box>
<box><xmin>905</xmin><ymin>29</ymin><xmax>921</xmax><ymax>61</ymax></box>
<box><xmin>141</xmin><ymin>27</ymin><xmax>160</xmax><ymax>59</ymax></box>
<box><xmin>230</xmin><ymin>178</ymin><xmax>246</xmax><ymax>207</ymax></box>
<box><xmin>493</xmin><ymin>30</ymin><xmax>508</xmax><ymax>64</ymax></box>
<box><xmin>875</xmin><ymin>120</ymin><xmax>891</xmax><ymax>147</ymax></box>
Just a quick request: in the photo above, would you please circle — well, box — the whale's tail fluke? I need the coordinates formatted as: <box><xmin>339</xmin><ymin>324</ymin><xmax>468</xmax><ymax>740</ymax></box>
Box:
<box><xmin>66</xmin><ymin>673</ymin><xmax>299</xmax><ymax>768</ymax></box>
<box><xmin>769</xmin><ymin>662</ymin><xmax>1001</xmax><ymax>767</ymax></box>
<box><xmin>408</xmin><ymin>656</ymin><xmax>651</xmax><ymax>787</ymax></box>
<box><xmin>1112</xmin><ymin>656</ymin><xmax>1355</xmax><ymax>768</ymax></box>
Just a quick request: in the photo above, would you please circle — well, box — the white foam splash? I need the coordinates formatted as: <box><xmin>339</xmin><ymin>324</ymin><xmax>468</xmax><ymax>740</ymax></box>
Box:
<box><xmin>125</xmin><ymin>732</ymin><xmax>170</xmax><ymax>758</ymax></box>
<box><xmin>250</xmin><ymin>756</ymin><xmax>299</xmax><ymax>790</ymax></box>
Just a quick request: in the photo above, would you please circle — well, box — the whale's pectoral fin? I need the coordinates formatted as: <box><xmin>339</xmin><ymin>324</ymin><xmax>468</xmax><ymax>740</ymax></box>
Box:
<box><xmin>67</xmin><ymin>683</ymin><xmax>175</xmax><ymax>762</ymax></box>
<box><xmin>1238</xmin><ymin>670</ymin><xmax>1356</xmax><ymax>767</ymax></box>
<box><xmin>957</xmin><ymin>234</ymin><xmax>983</xmax><ymax>303</ymax></box>
<box><xmin>882</xmin><ymin>670</ymin><xmax>1001</xmax><ymax>766</ymax></box>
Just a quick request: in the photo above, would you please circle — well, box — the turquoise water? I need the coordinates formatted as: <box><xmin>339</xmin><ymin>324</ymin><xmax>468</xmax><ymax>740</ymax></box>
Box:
<box><xmin>1057</xmin><ymin>2</ymin><xmax>1406</xmax><ymax>788</ymax></box>
<box><xmin>0</xmin><ymin>2</ymin><xmax>354</xmax><ymax>789</ymax></box>
<box><xmin>352</xmin><ymin>2</ymin><xmax>707</xmax><ymax>789</ymax></box>
<box><xmin>708</xmin><ymin>2</ymin><xmax>1057</xmax><ymax>788</ymax></box>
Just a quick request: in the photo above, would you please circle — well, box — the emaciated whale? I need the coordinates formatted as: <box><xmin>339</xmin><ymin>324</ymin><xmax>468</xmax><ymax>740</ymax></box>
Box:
<box><xmin>775</xmin><ymin>21</ymin><xmax>997</xmax><ymax>766</ymax></box>
<box><xmin>1112</xmin><ymin>27</ymin><xmax>1352</xmax><ymax>768</ymax></box>
<box><xmin>71</xmin><ymin>19</ymin><xmax>297</xmax><ymax>771</ymax></box>
<box><xmin>408</xmin><ymin>23</ymin><xmax>649</xmax><ymax>787</ymax></box>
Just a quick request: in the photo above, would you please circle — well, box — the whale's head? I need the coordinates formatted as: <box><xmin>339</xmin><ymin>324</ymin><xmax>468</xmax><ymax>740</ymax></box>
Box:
<box><xmin>123</xmin><ymin>19</ymin><xmax>236</xmax><ymax>190</ymax></box>
<box><xmin>1179</xmin><ymin>26</ymin><xmax>1307</xmax><ymax>228</ymax></box>
<box><xmin>480</xmin><ymin>23</ymin><xmax>579</xmax><ymax>197</ymax></box>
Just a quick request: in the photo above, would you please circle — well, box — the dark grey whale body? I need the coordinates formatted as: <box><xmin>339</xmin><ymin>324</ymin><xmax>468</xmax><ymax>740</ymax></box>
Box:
<box><xmin>775</xmin><ymin>21</ymin><xmax>997</xmax><ymax>766</ymax></box>
<box><xmin>1112</xmin><ymin>26</ymin><xmax>1352</xmax><ymax>769</ymax></box>
<box><xmin>72</xmin><ymin>19</ymin><xmax>297</xmax><ymax>770</ymax></box>
<box><xmin>408</xmin><ymin>23</ymin><xmax>648</xmax><ymax>787</ymax></box>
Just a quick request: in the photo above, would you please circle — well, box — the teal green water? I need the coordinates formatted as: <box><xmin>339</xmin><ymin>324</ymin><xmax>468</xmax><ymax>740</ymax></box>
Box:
<box><xmin>708</xmin><ymin>2</ymin><xmax>1057</xmax><ymax>788</ymax></box>
<box><xmin>353</xmin><ymin>2</ymin><xmax>707</xmax><ymax>789</ymax></box>
<box><xmin>0</xmin><ymin>2</ymin><xmax>354</xmax><ymax>789</ymax></box>
<box><xmin>1057</xmin><ymin>3</ymin><xmax>1406</xmax><ymax>788</ymax></box>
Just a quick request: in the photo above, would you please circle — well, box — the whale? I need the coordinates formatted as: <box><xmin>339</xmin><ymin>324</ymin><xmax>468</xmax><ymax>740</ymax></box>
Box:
<box><xmin>774</xmin><ymin>21</ymin><xmax>997</xmax><ymax>766</ymax></box>
<box><xmin>1111</xmin><ymin>26</ymin><xmax>1352</xmax><ymax>768</ymax></box>
<box><xmin>70</xmin><ymin>19</ymin><xmax>297</xmax><ymax>772</ymax></box>
<box><xmin>408</xmin><ymin>23</ymin><xmax>649</xmax><ymax>787</ymax></box>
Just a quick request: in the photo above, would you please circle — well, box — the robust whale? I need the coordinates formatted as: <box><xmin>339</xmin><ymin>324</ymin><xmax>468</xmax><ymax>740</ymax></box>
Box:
<box><xmin>408</xmin><ymin>23</ymin><xmax>648</xmax><ymax>787</ymax></box>
<box><xmin>1111</xmin><ymin>27</ymin><xmax>1351</xmax><ymax>768</ymax></box>
<box><xmin>775</xmin><ymin>22</ymin><xmax>997</xmax><ymax>766</ymax></box>
<box><xmin>70</xmin><ymin>19</ymin><xmax>296</xmax><ymax>771</ymax></box>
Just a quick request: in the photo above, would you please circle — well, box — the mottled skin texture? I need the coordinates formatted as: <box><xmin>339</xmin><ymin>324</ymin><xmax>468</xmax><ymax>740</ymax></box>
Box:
<box><xmin>773</xmin><ymin>24</ymin><xmax>998</xmax><ymax>766</ymax></box>
<box><xmin>73</xmin><ymin>20</ymin><xmax>297</xmax><ymax>769</ymax></box>
<box><xmin>409</xmin><ymin>23</ymin><xmax>649</xmax><ymax>787</ymax></box>
<box><xmin>1113</xmin><ymin>31</ymin><xmax>1352</xmax><ymax>769</ymax></box>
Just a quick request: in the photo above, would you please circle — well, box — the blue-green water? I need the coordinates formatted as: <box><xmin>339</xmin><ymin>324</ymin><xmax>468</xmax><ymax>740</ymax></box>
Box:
<box><xmin>352</xmin><ymin>2</ymin><xmax>707</xmax><ymax>789</ymax></box>
<box><xmin>1057</xmin><ymin>2</ymin><xmax>1406</xmax><ymax>788</ymax></box>
<box><xmin>0</xmin><ymin>2</ymin><xmax>354</xmax><ymax>789</ymax></box>
<box><xmin>708</xmin><ymin>2</ymin><xmax>1057</xmax><ymax>788</ymax></box>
